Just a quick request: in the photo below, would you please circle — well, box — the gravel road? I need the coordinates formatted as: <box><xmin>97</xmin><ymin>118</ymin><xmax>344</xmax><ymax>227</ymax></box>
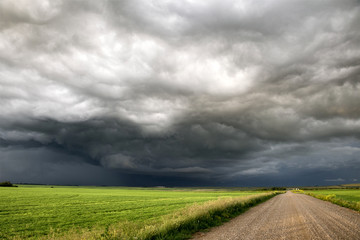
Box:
<box><xmin>192</xmin><ymin>191</ymin><xmax>360</xmax><ymax>240</ymax></box>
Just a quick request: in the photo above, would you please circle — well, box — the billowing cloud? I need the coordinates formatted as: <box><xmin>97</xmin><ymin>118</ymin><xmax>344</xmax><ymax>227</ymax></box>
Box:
<box><xmin>0</xmin><ymin>0</ymin><xmax>360</xmax><ymax>186</ymax></box>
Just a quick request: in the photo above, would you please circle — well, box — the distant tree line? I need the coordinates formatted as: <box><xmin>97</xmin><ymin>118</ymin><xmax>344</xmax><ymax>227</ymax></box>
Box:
<box><xmin>0</xmin><ymin>181</ymin><xmax>17</xmax><ymax>187</ymax></box>
<box><xmin>256</xmin><ymin>187</ymin><xmax>287</xmax><ymax>191</ymax></box>
<box><xmin>269</xmin><ymin>187</ymin><xmax>287</xmax><ymax>191</ymax></box>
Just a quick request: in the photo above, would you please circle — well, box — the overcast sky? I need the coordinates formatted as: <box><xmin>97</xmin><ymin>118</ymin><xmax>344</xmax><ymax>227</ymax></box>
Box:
<box><xmin>0</xmin><ymin>0</ymin><xmax>359</xmax><ymax>186</ymax></box>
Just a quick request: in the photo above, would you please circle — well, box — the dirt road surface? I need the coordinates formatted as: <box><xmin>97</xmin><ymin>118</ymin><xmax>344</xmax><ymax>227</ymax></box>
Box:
<box><xmin>192</xmin><ymin>191</ymin><xmax>360</xmax><ymax>240</ymax></box>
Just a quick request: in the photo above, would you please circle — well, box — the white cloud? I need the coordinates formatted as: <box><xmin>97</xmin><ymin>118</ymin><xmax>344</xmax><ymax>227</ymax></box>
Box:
<box><xmin>325</xmin><ymin>178</ymin><xmax>345</xmax><ymax>182</ymax></box>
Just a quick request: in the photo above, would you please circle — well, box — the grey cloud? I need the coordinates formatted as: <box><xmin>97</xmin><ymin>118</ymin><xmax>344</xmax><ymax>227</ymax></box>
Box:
<box><xmin>0</xmin><ymin>0</ymin><xmax>360</xmax><ymax>186</ymax></box>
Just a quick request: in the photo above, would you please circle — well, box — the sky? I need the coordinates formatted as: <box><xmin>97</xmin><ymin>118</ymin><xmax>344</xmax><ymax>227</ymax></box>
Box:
<box><xmin>0</xmin><ymin>0</ymin><xmax>360</xmax><ymax>187</ymax></box>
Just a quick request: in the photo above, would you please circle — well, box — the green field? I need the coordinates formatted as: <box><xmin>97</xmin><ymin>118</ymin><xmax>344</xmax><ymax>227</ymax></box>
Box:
<box><xmin>303</xmin><ymin>189</ymin><xmax>360</xmax><ymax>212</ymax></box>
<box><xmin>306</xmin><ymin>189</ymin><xmax>360</xmax><ymax>202</ymax></box>
<box><xmin>0</xmin><ymin>185</ymin><xmax>275</xmax><ymax>239</ymax></box>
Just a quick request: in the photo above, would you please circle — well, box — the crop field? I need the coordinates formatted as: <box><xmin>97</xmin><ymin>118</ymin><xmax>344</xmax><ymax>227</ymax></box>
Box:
<box><xmin>0</xmin><ymin>185</ymin><xmax>276</xmax><ymax>239</ymax></box>
<box><xmin>303</xmin><ymin>189</ymin><xmax>360</xmax><ymax>212</ymax></box>
<box><xmin>306</xmin><ymin>189</ymin><xmax>360</xmax><ymax>202</ymax></box>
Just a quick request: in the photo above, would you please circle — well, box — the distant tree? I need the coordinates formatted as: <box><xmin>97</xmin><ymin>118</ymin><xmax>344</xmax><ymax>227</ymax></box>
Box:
<box><xmin>270</xmin><ymin>187</ymin><xmax>286</xmax><ymax>191</ymax></box>
<box><xmin>0</xmin><ymin>181</ymin><xmax>17</xmax><ymax>187</ymax></box>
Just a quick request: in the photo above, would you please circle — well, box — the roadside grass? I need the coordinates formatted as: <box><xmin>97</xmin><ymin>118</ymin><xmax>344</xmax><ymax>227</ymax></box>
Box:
<box><xmin>0</xmin><ymin>185</ymin><xmax>280</xmax><ymax>239</ymax></box>
<box><xmin>297</xmin><ymin>189</ymin><xmax>360</xmax><ymax>212</ymax></box>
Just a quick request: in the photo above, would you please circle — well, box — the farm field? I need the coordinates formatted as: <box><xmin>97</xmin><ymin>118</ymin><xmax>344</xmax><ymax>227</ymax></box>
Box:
<box><xmin>305</xmin><ymin>189</ymin><xmax>360</xmax><ymax>202</ymax></box>
<box><xmin>0</xmin><ymin>185</ymin><xmax>275</xmax><ymax>239</ymax></box>
<box><xmin>303</xmin><ymin>189</ymin><xmax>360</xmax><ymax>212</ymax></box>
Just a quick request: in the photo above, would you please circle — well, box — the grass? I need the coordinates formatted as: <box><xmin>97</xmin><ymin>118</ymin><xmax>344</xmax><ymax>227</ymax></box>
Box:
<box><xmin>0</xmin><ymin>185</ymin><xmax>279</xmax><ymax>239</ymax></box>
<box><xmin>299</xmin><ymin>189</ymin><xmax>360</xmax><ymax>212</ymax></box>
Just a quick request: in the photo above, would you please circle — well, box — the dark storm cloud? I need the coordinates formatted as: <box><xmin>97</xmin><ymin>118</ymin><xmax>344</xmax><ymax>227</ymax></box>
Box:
<box><xmin>0</xmin><ymin>0</ymin><xmax>360</xmax><ymax>186</ymax></box>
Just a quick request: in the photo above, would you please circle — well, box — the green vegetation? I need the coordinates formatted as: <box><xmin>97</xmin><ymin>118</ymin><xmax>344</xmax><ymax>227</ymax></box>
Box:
<box><xmin>0</xmin><ymin>181</ymin><xmax>17</xmax><ymax>187</ymax></box>
<box><xmin>0</xmin><ymin>185</ymin><xmax>280</xmax><ymax>239</ymax></box>
<box><xmin>302</xmin><ymin>189</ymin><xmax>360</xmax><ymax>212</ymax></box>
<box><xmin>269</xmin><ymin>187</ymin><xmax>287</xmax><ymax>191</ymax></box>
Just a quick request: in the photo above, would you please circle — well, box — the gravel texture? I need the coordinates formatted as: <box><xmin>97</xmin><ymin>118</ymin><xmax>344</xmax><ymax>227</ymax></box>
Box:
<box><xmin>192</xmin><ymin>191</ymin><xmax>360</xmax><ymax>240</ymax></box>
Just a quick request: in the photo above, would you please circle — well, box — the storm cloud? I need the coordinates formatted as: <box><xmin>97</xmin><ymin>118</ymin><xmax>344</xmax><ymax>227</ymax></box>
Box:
<box><xmin>0</xmin><ymin>0</ymin><xmax>360</xmax><ymax>186</ymax></box>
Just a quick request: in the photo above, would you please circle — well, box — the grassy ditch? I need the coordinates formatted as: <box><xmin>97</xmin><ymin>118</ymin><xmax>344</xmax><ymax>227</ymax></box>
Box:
<box><xmin>46</xmin><ymin>192</ymin><xmax>281</xmax><ymax>240</ymax></box>
<box><xmin>294</xmin><ymin>189</ymin><xmax>360</xmax><ymax>212</ymax></box>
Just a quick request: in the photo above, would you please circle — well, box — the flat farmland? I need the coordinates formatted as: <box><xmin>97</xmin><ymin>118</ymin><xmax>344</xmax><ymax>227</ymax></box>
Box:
<box><xmin>305</xmin><ymin>189</ymin><xmax>360</xmax><ymax>202</ymax></box>
<box><xmin>304</xmin><ymin>189</ymin><xmax>360</xmax><ymax>211</ymax></box>
<box><xmin>0</xmin><ymin>185</ymin><xmax>274</xmax><ymax>239</ymax></box>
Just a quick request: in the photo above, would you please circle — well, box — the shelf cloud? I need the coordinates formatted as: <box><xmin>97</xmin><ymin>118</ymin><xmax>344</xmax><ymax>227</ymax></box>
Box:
<box><xmin>0</xmin><ymin>0</ymin><xmax>359</xmax><ymax>186</ymax></box>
